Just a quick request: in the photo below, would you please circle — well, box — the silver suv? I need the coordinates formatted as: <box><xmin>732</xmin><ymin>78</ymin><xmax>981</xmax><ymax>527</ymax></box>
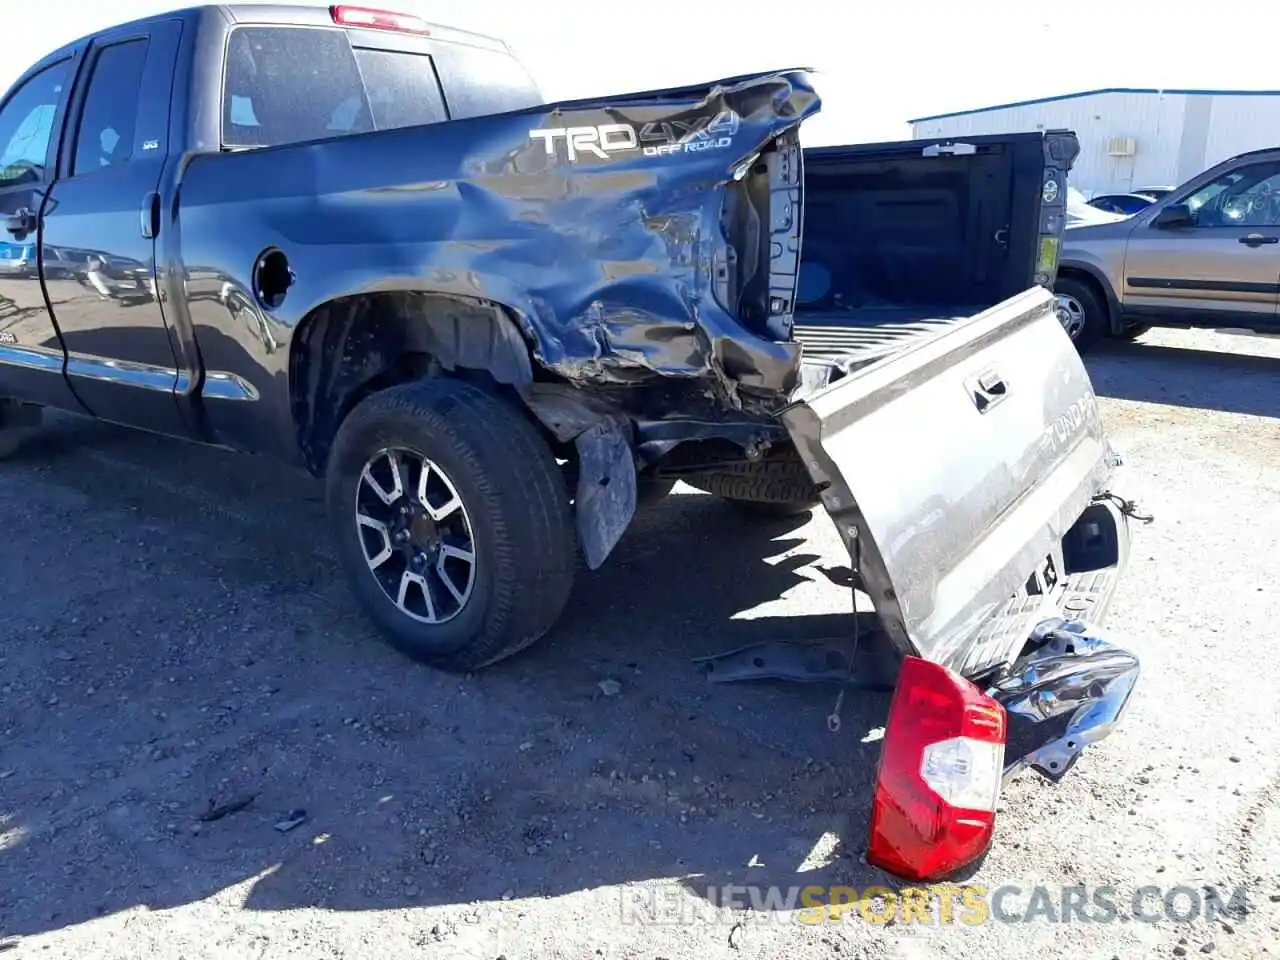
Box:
<box><xmin>1057</xmin><ymin>147</ymin><xmax>1280</xmax><ymax>349</ymax></box>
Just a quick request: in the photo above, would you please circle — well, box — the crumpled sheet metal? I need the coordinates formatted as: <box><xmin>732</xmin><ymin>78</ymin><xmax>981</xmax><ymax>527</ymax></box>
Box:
<box><xmin>477</xmin><ymin>69</ymin><xmax>822</xmax><ymax>403</ymax></box>
<box><xmin>177</xmin><ymin>70</ymin><xmax>822</xmax><ymax>453</ymax></box>
<box><xmin>992</xmin><ymin>618</ymin><xmax>1141</xmax><ymax>782</ymax></box>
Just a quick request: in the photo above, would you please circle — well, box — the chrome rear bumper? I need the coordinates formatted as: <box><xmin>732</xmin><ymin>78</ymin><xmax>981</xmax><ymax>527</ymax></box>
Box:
<box><xmin>991</xmin><ymin>617</ymin><xmax>1140</xmax><ymax>782</ymax></box>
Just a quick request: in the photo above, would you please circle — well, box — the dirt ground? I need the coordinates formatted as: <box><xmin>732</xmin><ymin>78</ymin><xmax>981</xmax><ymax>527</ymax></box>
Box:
<box><xmin>1</xmin><ymin>327</ymin><xmax>1278</xmax><ymax>959</ymax></box>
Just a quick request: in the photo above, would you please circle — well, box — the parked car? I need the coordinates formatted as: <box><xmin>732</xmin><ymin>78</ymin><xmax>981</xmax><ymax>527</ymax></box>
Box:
<box><xmin>0</xmin><ymin>242</ymin><xmax>81</xmax><ymax>279</ymax></box>
<box><xmin>1088</xmin><ymin>192</ymin><xmax>1156</xmax><ymax>216</ymax></box>
<box><xmin>0</xmin><ymin>4</ymin><xmax>1143</xmax><ymax>882</ymax></box>
<box><xmin>1067</xmin><ymin>186</ymin><xmax>1128</xmax><ymax>228</ymax></box>
<box><xmin>1057</xmin><ymin>147</ymin><xmax>1280</xmax><ymax>347</ymax></box>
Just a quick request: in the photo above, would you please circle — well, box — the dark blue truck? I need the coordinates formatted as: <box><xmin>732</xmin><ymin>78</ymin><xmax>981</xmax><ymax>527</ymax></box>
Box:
<box><xmin>0</xmin><ymin>4</ymin><xmax>1143</xmax><ymax>880</ymax></box>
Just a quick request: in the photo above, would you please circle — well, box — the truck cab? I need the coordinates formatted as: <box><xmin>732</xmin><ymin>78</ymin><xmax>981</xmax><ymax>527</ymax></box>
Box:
<box><xmin>0</xmin><ymin>4</ymin><xmax>546</xmax><ymax>439</ymax></box>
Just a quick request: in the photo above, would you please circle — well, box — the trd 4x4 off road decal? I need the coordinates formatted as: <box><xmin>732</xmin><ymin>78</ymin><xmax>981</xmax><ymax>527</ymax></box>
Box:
<box><xmin>529</xmin><ymin>112</ymin><xmax>740</xmax><ymax>162</ymax></box>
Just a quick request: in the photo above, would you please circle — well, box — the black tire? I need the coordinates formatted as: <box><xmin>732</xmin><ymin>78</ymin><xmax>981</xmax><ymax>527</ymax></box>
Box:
<box><xmin>326</xmin><ymin>378</ymin><xmax>577</xmax><ymax>672</ymax></box>
<box><xmin>684</xmin><ymin>455</ymin><xmax>821</xmax><ymax>518</ymax></box>
<box><xmin>1054</xmin><ymin>275</ymin><xmax>1108</xmax><ymax>351</ymax></box>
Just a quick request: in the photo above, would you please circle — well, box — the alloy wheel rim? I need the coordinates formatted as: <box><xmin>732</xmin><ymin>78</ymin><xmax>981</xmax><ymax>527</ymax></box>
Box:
<box><xmin>354</xmin><ymin>447</ymin><xmax>477</xmax><ymax>624</ymax></box>
<box><xmin>1055</xmin><ymin>294</ymin><xmax>1086</xmax><ymax>340</ymax></box>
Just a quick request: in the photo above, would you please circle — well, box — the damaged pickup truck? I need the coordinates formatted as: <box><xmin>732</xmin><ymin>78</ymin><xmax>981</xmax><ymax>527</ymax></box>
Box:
<box><xmin>0</xmin><ymin>3</ymin><xmax>1145</xmax><ymax>880</ymax></box>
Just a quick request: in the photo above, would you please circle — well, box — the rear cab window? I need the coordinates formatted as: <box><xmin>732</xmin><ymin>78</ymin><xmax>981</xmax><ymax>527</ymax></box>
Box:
<box><xmin>72</xmin><ymin>38</ymin><xmax>150</xmax><ymax>175</ymax></box>
<box><xmin>220</xmin><ymin>23</ymin><xmax>542</xmax><ymax>149</ymax></box>
<box><xmin>431</xmin><ymin>44</ymin><xmax>543</xmax><ymax>120</ymax></box>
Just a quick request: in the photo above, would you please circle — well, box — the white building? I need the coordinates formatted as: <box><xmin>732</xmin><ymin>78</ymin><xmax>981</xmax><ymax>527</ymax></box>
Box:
<box><xmin>909</xmin><ymin>88</ymin><xmax>1280</xmax><ymax>198</ymax></box>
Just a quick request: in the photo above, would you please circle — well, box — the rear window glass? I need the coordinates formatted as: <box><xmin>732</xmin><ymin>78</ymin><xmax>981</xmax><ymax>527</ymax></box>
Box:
<box><xmin>432</xmin><ymin>44</ymin><xmax>543</xmax><ymax>119</ymax></box>
<box><xmin>222</xmin><ymin>26</ymin><xmax>448</xmax><ymax>148</ymax></box>
<box><xmin>353</xmin><ymin>48</ymin><xmax>447</xmax><ymax>130</ymax></box>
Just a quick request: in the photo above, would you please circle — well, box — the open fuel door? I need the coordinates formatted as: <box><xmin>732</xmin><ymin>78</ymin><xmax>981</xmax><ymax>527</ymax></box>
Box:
<box><xmin>782</xmin><ymin>286</ymin><xmax>1119</xmax><ymax>678</ymax></box>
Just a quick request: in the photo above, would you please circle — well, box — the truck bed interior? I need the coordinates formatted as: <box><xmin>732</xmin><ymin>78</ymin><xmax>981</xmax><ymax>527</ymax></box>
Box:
<box><xmin>793</xmin><ymin>134</ymin><xmax>1048</xmax><ymax>364</ymax></box>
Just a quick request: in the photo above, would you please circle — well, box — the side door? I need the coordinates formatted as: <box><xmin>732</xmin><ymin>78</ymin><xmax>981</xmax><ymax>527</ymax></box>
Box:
<box><xmin>0</xmin><ymin>54</ymin><xmax>87</xmax><ymax>412</ymax></box>
<box><xmin>40</xmin><ymin>19</ymin><xmax>192</xmax><ymax>436</ymax></box>
<box><xmin>1120</xmin><ymin>159</ymin><xmax>1280</xmax><ymax>329</ymax></box>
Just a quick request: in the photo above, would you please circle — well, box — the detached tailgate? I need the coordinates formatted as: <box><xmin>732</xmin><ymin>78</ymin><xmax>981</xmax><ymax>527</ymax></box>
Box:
<box><xmin>782</xmin><ymin>286</ymin><xmax>1118</xmax><ymax>677</ymax></box>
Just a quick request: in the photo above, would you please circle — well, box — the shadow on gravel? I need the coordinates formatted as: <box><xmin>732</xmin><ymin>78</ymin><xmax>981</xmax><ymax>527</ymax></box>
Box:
<box><xmin>1085</xmin><ymin>338</ymin><xmax>1280</xmax><ymax>419</ymax></box>
<box><xmin>0</xmin><ymin>419</ymin><xmax>895</xmax><ymax>942</ymax></box>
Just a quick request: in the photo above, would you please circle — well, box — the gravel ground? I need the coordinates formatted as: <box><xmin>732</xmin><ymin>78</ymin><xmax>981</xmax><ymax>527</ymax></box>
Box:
<box><xmin>1</xmin><ymin>327</ymin><xmax>1278</xmax><ymax>960</ymax></box>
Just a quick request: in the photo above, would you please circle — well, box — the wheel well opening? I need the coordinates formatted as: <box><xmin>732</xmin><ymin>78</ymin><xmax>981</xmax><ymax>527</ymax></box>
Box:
<box><xmin>289</xmin><ymin>292</ymin><xmax>538</xmax><ymax>476</ymax></box>
<box><xmin>1057</xmin><ymin>267</ymin><xmax>1115</xmax><ymax>328</ymax></box>
<box><xmin>1057</xmin><ymin>268</ymin><xmax>1107</xmax><ymax>307</ymax></box>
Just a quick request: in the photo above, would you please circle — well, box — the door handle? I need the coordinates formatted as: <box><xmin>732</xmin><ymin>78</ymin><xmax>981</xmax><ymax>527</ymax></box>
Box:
<box><xmin>4</xmin><ymin>208</ymin><xmax>35</xmax><ymax>236</ymax></box>
<box><xmin>1238</xmin><ymin>234</ymin><xmax>1278</xmax><ymax>246</ymax></box>
<box><xmin>140</xmin><ymin>193</ymin><xmax>160</xmax><ymax>239</ymax></box>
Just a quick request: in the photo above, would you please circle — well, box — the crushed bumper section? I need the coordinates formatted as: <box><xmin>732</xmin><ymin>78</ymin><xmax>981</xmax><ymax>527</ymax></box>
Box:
<box><xmin>865</xmin><ymin>617</ymin><xmax>1140</xmax><ymax>883</ymax></box>
<box><xmin>991</xmin><ymin>618</ymin><xmax>1140</xmax><ymax>783</ymax></box>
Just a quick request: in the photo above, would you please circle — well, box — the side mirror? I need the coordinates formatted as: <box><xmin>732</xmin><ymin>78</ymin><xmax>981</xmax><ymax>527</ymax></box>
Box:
<box><xmin>1153</xmin><ymin>202</ymin><xmax>1194</xmax><ymax>229</ymax></box>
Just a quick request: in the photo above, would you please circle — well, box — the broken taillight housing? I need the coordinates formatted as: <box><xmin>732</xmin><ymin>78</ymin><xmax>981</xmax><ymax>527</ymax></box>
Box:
<box><xmin>330</xmin><ymin>5</ymin><xmax>431</xmax><ymax>33</ymax></box>
<box><xmin>867</xmin><ymin>656</ymin><xmax>1007</xmax><ymax>882</ymax></box>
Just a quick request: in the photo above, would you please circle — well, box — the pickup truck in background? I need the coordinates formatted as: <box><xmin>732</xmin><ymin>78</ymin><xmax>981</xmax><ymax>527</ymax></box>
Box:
<box><xmin>0</xmin><ymin>3</ymin><xmax>1144</xmax><ymax>881</ymax></box>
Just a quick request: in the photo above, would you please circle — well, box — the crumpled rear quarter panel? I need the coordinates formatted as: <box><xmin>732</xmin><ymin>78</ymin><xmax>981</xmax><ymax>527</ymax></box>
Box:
<box><xmin>174</xmin><ymin>70</ymin><xmax>821</xmax><ymax>455</ymax></box>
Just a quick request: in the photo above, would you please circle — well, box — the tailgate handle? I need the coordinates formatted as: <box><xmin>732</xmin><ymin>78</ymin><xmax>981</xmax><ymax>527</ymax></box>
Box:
<box><xmin>968</xmin><ymin>369</ymin><xmax>1008</xmax><ymax>414</ymax></box>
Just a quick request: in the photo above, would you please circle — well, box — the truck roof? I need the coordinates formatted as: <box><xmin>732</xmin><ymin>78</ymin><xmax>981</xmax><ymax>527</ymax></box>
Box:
<box><xmin>29</xmin><ymin>3</ymin><xmax>510</xmax><ymax>75</ymax></box>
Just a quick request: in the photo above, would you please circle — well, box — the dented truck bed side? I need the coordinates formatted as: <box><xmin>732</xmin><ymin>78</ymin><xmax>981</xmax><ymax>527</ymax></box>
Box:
<box><xmin>172</xmin><ymin>62</ymin><xmax>823</xmax><ymax>461</ymax></box>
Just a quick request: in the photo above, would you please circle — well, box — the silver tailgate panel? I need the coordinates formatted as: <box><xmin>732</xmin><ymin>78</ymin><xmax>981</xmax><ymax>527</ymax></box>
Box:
<box><xmin>781</xmin><ymin>286</ymin><xmax>1118</xmax><ymax>676</ymax></box>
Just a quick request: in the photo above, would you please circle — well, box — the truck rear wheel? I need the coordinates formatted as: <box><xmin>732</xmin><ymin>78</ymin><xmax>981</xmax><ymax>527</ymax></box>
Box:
<box><xmin>326</xmin><ymin>378</ymin><xmax>577</xmax><ymax>672</ymax></box>
<box><xmin>684</xmin><ymin>454</ymin><xmax>822</xmax><ymax>519</ymax></box>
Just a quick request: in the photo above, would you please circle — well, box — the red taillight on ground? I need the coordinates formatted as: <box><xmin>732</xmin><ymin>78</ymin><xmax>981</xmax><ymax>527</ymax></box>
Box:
<box><xmin>867</xmin><ymin>656</ymin><xmax>1007</xmax><ymax>882</ymax></box>
<box><xmin>330</xmin><ymin>5</ymin><xmax>431</xmax><ymax>33</ymax></box>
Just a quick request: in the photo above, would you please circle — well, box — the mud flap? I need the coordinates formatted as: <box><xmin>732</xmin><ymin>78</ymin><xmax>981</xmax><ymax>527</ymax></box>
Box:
<box><xmin>781</xmin><ymin>286</ymin><xmax>1120</xmax><ymax>677</ymax></box>
<box><xmin>574</xmin><ymin>419</ymin><xmax>637</xmax><ymax>570</ymax></box>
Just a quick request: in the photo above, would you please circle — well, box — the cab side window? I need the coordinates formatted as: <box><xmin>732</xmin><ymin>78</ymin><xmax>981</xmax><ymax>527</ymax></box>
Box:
<box><xmin>1184</xmin><ymin>161</ymin><xmax>1280</xmax><ymax>228</ymax></box>
<box><xmin>72</xmin><ymin>39</ymin><xmax>149</xmax><ymax>176</ymax></box>
<box><xmin>0</xmin><ymin>60</ymin><xmax>71</xmax><ymax>186</ymax></box>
